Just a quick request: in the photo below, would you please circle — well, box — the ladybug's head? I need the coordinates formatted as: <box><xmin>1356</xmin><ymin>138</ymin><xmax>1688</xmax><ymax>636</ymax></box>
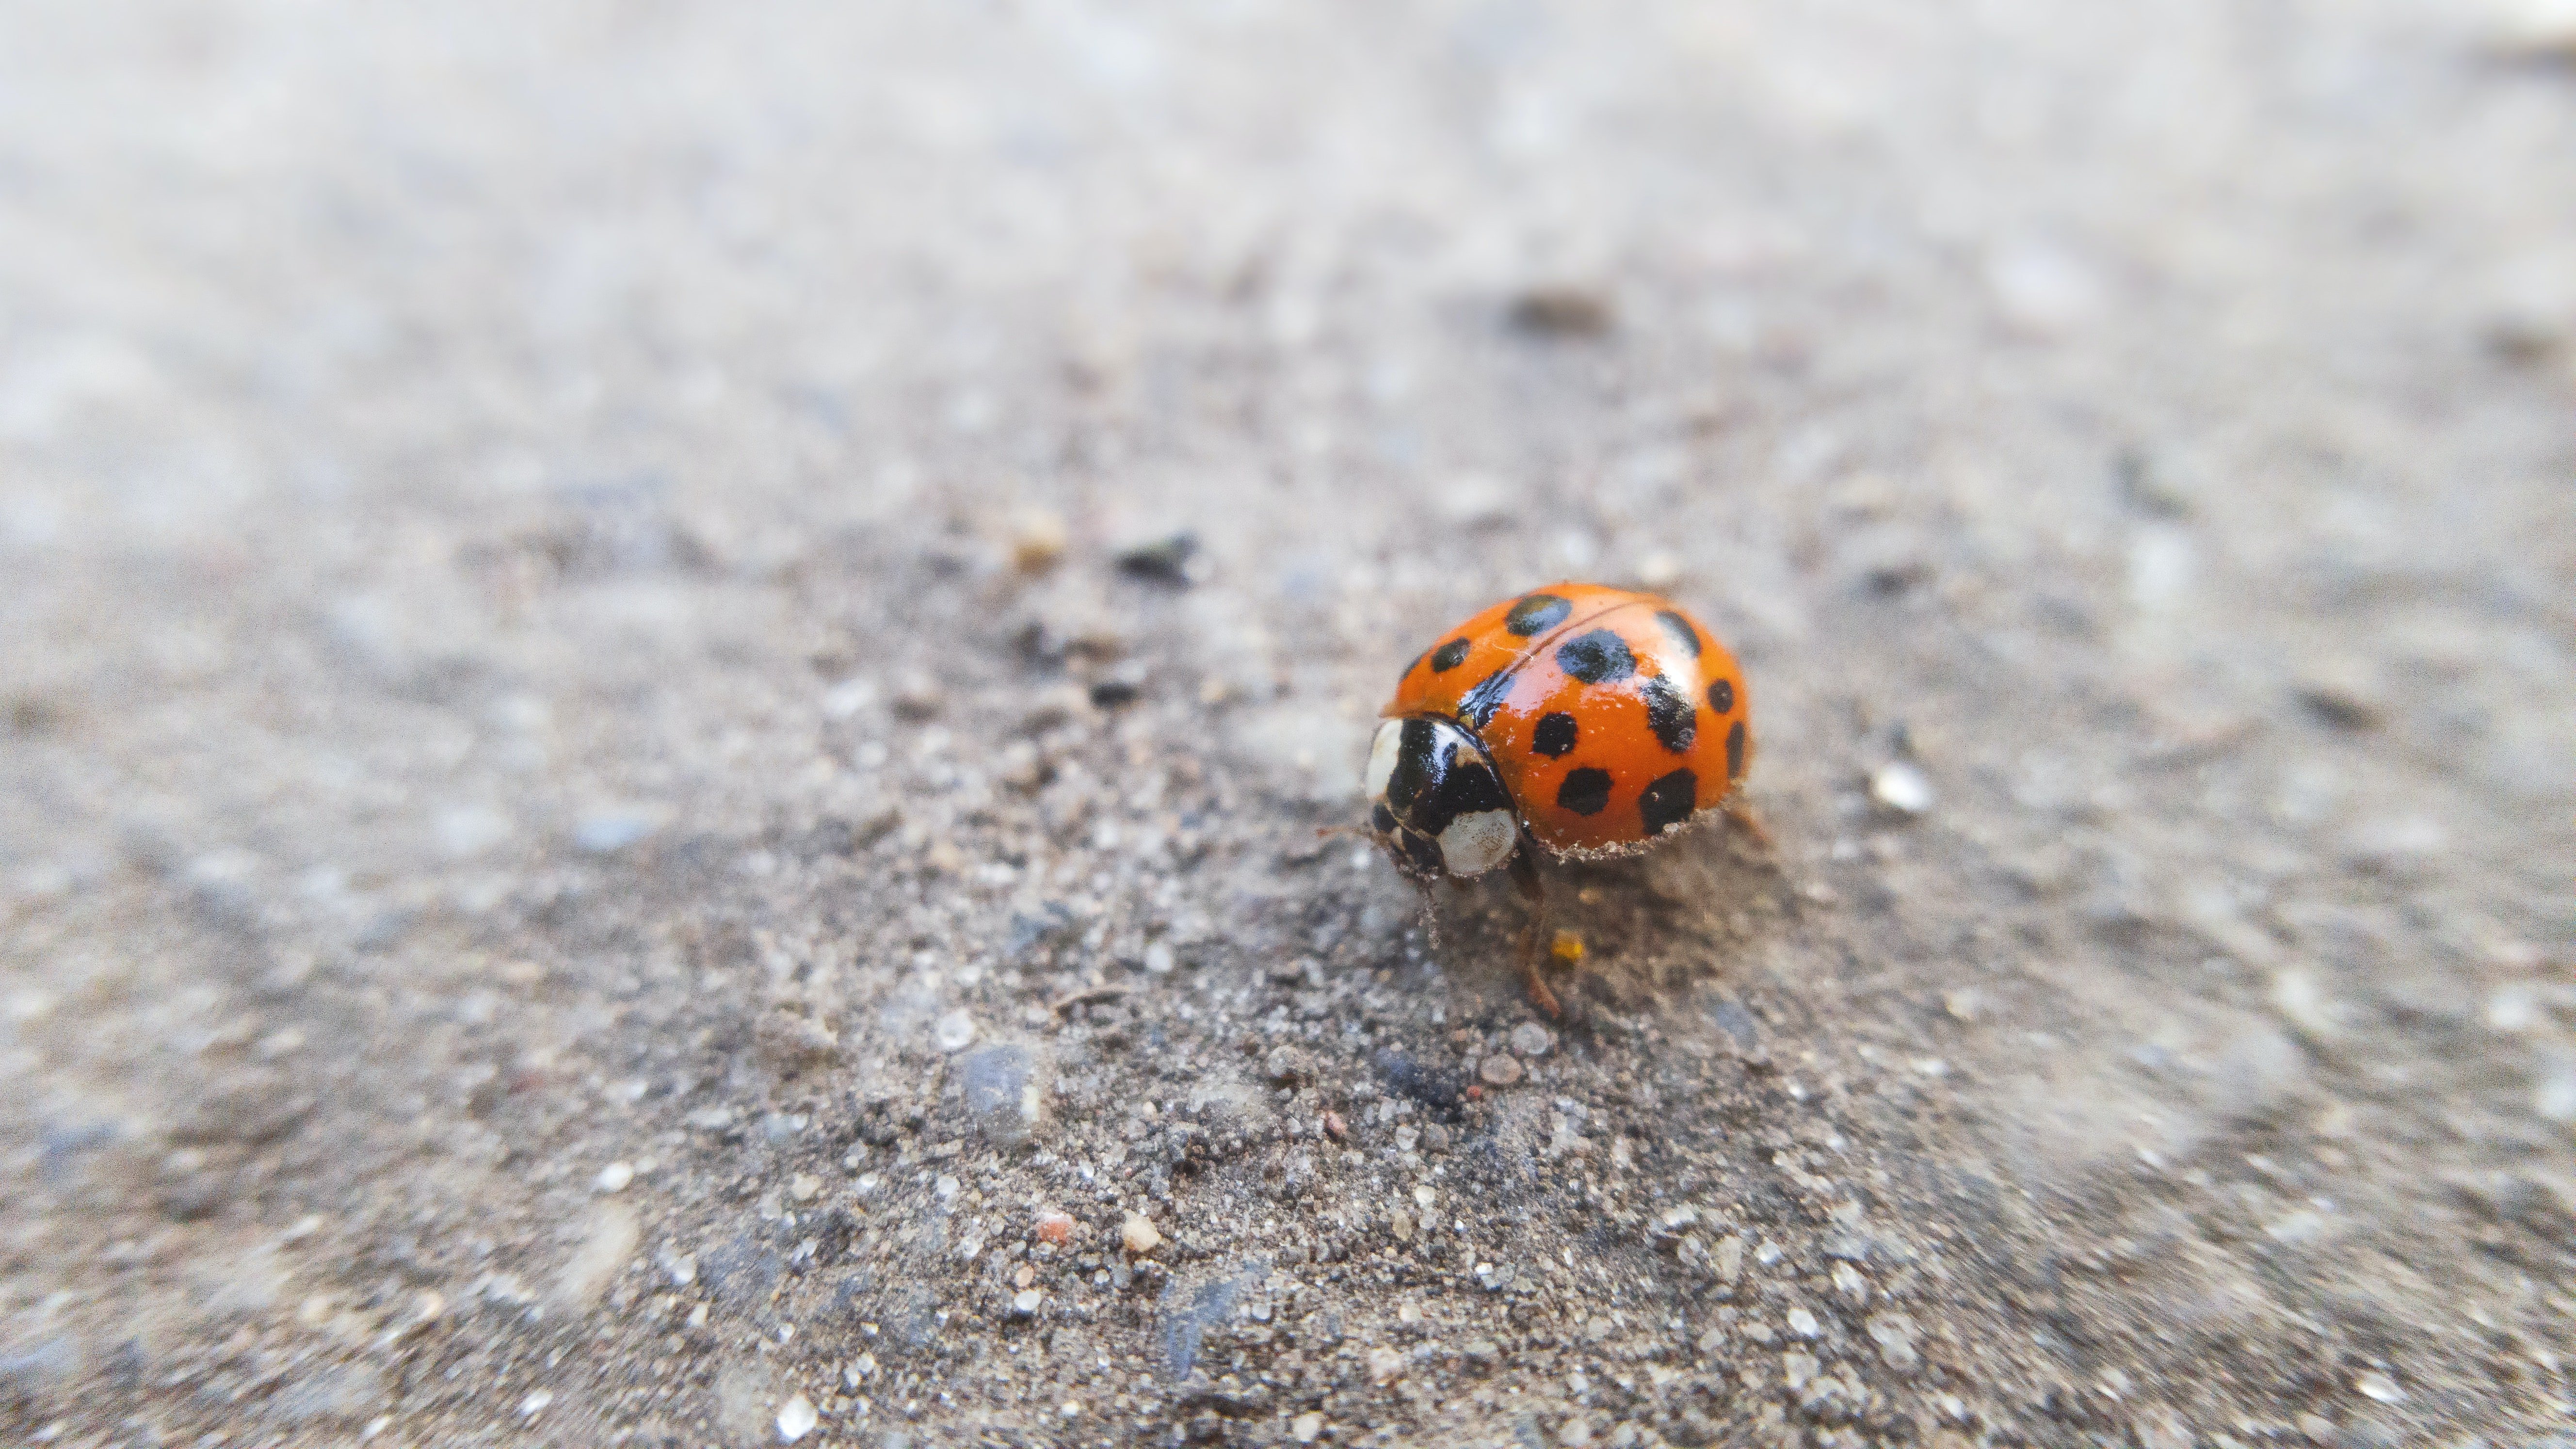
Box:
<box><xmin>1361</xmin><ymin>716</ymin><xmax>1520</xmax><ymax>884</ymax></box>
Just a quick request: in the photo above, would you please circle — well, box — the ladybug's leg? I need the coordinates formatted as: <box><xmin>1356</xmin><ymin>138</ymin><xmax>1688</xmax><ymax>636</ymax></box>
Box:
<box><xmin>1508</xmin><ymin>844</ymin><xmax>1563</xmax><ymax>1019</ymax></box>
<box><xmin>1720</xmin><ymin>796</ymin><xmax>1772</xmax><ymax>850</ymax></box>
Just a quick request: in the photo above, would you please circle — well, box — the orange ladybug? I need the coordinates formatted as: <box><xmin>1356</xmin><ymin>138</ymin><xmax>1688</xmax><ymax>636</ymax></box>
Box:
<box><xmin>1364</xmin><ymin>583</ymin><xmax>1755</xmax><ymax>1014</ymax></box>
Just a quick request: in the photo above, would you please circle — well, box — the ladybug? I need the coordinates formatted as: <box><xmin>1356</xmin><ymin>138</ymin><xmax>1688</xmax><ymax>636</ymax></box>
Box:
<box><xmin>1364</xmin><ymin>583</ymin><xmax>1755</xmax><ymax>1014</ymax></box>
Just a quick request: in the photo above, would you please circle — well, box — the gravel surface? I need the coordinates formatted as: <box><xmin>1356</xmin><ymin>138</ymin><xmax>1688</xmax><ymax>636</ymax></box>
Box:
<box><xmin>6</xmin><ymin>2</ymin><xmax>2576</xmax><ymax>1446</ymax></box>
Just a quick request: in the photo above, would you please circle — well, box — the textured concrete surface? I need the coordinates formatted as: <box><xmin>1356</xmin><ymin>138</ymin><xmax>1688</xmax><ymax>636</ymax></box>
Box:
<box><xmin>5</xmin><ymin>2</ymin><xmax>2575</xmax><ymax>1445</ymax></box>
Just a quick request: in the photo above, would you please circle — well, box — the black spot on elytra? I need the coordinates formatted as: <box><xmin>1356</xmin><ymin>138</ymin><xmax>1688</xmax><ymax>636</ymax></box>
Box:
<box><xmin>1707</xmin><ymin>677</ymin><xmax>1735</xmax><ymax>714</ymax></box>
<box><xmin>1556</xmin><ymin>629</ymin><xmax>1636</xmax><ymax>685</ymax></box>
<box><xmin>1370</xmin><ymin>803</ymin><xmax>1399</xmax><ymax>834</ymax></box>
<box><xmin>1556</xmin><ymin>767</ymin><xmax>1614</xmax><ymax>817</ymax></box>
<box><xmin>1532</xmin><ymin>711</ymin><xmax>1578</xmax><ymax>758</ymax></box>
<box><xmin>1429</xmin><ymin>638</ymin><xmax>1471</xmax><ymax>673</ymax></box>
<box><xmin>1504</xmin><ymin>594</ymin><xmax>1572</xmax><ymax>636</ymax></box>
<box><xmin>1654</xmin><ymin>610</ymin><xmax>1702</xmax><ymax>659</ymax></box>
<box><xmin>1639</xmin><ymin>768</ymin><xmax>1697</xmax><ymax>836</ymax></box>
<box><xmin>1459</xmin><ymin>670</ymin><xmax>1513</xmax><ymax>730</ymax></box>
<box><xmin>1387</xmin><ymin>719</ymin><xmax>1438</xmax><ymax>808</ymax></box>
<box><xmin>1725</xmin><ymin>718</ymin><xmax>1747</xmax><ymax>780</ymax></box>
<box><xmin>1641</xmin><ymin>675</ymin><xmax>1696</xmax><ymax>754</ymax></box>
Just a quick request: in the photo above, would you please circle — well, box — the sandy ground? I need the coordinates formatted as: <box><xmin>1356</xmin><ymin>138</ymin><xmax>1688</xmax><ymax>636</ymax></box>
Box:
<box><xmin>5</xmin><ymin>2</ymin><xmax>2576</xmax><ymax>1445</ymax></box>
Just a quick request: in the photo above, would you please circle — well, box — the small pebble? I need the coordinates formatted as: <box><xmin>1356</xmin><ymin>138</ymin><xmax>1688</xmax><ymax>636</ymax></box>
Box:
<box><xmin>2536</xmin><ymin>1056</ymin><xmax>2576</xmax><ymax>1124</ymax></box>
<box><xmin>1713</xmin><ymin>1235</ymin><xmax>1745</xmax><ymax>1285</ymax></box>
<box><xmin>1832</xmin><ymin>1262</ymin><xmax>1868</xmax><ymax>1303</ymax></box>
<box><xmin>1869</xmin><ymin>761</ymin><xmax>1935</xmax><ymax>817</ymax></box>
<box><xmin>595</xmin><ymin>1161</ymin><xmax>634</xmax><ymax>1193</ymax></box>
<box><xmin>2295</xmin><ymin>662</ymin><xmax>2386</xmax><ymax>731</ymax></box>
<box><xmin>1367</xmin><ymin>1345</ymin><xmax>1408</xmax><ymax>1383</ymax></box>
<box><xmin>519</xmin><ymin>1390</ymin><xmax>553</xmax><ymax>1419</ymax></box>
<box><xmin>1509</xmin><ymin>1023</ymin><xmax>1555</xmax><ymax>1058</ymax></box>
<box><xmin>933</xmin><ymin>1010</ymin><xmax>978</xmax><ymax>1053</ymax></box>
<box><xmin>1782</xmin><ymin>1351</ymin><xmax>1819</xmax><ymax>1390</ymax></box>
<box><xmin>1985</xmin><ymin>238</ymin><xmax>2103</xmax><ymax>337</ymax></box>
<box><xmin>891</xmin><ymin>674</ymin><xmax>945</xmax><ymax>720</ymax></box>
<box><xmin>1479</xmin><ymin>1054</ymin><xmax>1525</xmax><ymax>1087</ymax></box>
<box><xmin>959</xmin><ymin>1042</ymin><xmax>1046</xmax><ymax>1144</ymax></box>
<box><xmin>1121</xmin><ymin>1212</ymin><xmax>1162</xmax><ymax>1256</ymax></box>
<box><xmin>1786</xmin><ymin>1306</ymin><xmax>1820</xmax><ymax>1338</ymax></box>
<box><xmin>1560</xmin><ymin>1418</ymin><xmax>1595</xmax><ymax>1447</ymax></box>
<box><xmin>1143</xmin><ymin>941</ymin><xmax>1176</xmax><ymax>975</ymax></box>
<box><xmin>1292</xmin><ymin>1411</ymin><xmax>1326</xmax><ymax>1443</ymax></box>
<box><xmin>789</xmin><ymin>1174</ymin><xmax>821</xmax><ymax>1202</ymax></box>
<box><xmin>2354</xmin><ymin>1371</ymin><xmax>2404</xmax><ymax>1404</ymax></box>
<box><xmin>1011</xmin><ymin>1288</ymin><xmax>1043</xmax><ymax>1317</ymax></box>
<box><xmin>821</xmin><ymin>676</ymin><xmax>876</xmax><ymax>720</ymax></box>
<box><xmin>1115</xmin><ymin>532</ymin><xmax>1201</xmax><ymax>585</ymax></box>
<box><xmin>551</xmin><ymin>1203</ymin><xmax>640</xmax><ymax>1310</ymax></box>
<box><xmin>1008</xmin><ymin>510</ymin><xmax>1069</xmax><ymax>573</ymax></box>
<box><xmin>1389</xmin><ymin>1208</ymin><xmax>1414</xmax><ymax>1242</ymax></box>
<box><xmin>776</xmin><ymin>1392</ymin><xmax>818</xmax><ymax>1442</ymax></box>
<box><xmin>1509</xmin><ymin>285</ymin><xmax>1615</xmax><ymax>337</ymax></box>
<box><xmin>1867</xmin><ymin>1313</ymin><xmax>1920</xmax><ymax>1371</ymax></box>
<box><xmin>2270</xmin><ymin>968</ymin><xmax>2339</xmax><ymax>1045</ymax></box>
<box><xmin>1034</xmin><ymin>1210</ymin><xmax>1075</xmax><ymax>1245</ymax></box>
<box><xmin>754</xmin><ymin>1012</ymin><xmax>840</xmax><ymax>1069</ymax></box>
<box><xmin>2494</xmin><ymin>0</ymin><xmax>2576</xmax><ymax>59</ymax></box>
<box><xmin>573</xmin><ymin>811</ymin><xmax>660</xmax><ymax>854</ymax></box>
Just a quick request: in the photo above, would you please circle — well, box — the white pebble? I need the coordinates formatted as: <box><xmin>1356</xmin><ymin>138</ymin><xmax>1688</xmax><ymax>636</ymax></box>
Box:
<box><xmin>519</xmin><ymin>1390</ymin><xmax>553</xmax><ymax>1419</ymax></box>
<box><xmin>1510</xmin><ymin>1023</ymin><xmax>1556</xmax><ymax>1058</ymax></box>
<box><xmin>2488</xmin><ymin>984</ymin><xmax>2542</xmax><ymax>1034</ymax></box>
<box><xmin>1121</xmin><ymin>1212</ymin><xmax>1162</xmax><ymax>1255</ymax></box>
<box><xmin>1869</xmin><ymin>761</ymin><xmax>1935</xmax><ymax>816</ymax></box>
<box><xmin>1832</xmin><ymin>1262</ymin><xmax>1868</xmax><ymax>1303</ymax></box>
<box><xmin>1868</xmin><ymin>1312</ymin><xmax>1920</xmax><ymax>1371</ymax></box>
<box><xmin>2494</xmin><ymin>0</ymin><xmax>2576</xmax><ymax>58</ymax></box>
<box><xmin>933</xmin><ymin>1010</ymin><xmax>978</xmax><ymax>1053</ymax></box>
<box><xmin>2535</xmin><ymin>1054</ymin><xmax>2576</xmax><ymax>1124</ymax></box>
<box><xmin>1292</xmin><ymin>1410</ymin><xmax>1327</xmax><ymax>1442</ymax></box>
<box><xmin>1143</xmin><ymin>941</ymin><xmax>1176</xmax><ymax>975</ymax></box>
<box><xmin>1786</xmin><ymin>1306</ymin><xmax>1820</xmax><ymax>1338</ymax></box>
<box><xmin>2354</xmin><ymin>1371</ymin><xmax>2405</xmax><ymax>1404</ymax></box>
<box><xmin>776</xmin><ymin>1392</ymin><xmax>818</xmax><ymax>1442</ymax></box>
<box><xmin>595</xmin><ymin>1162</ymin><xmax>634</xmax><ymax>1194</ymax></box>
<box><xmin>2270</xmin><ymin>967</ymin><xmax>2339</xmax><ymax>1044</ymax></box>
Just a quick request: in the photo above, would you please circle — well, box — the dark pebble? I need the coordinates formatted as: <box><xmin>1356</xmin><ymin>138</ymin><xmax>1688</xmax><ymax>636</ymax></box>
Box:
<box><xmin>1116</xmin><ymin>533</ymin><xmax>1201</xmax><ymax>586</ymax></box>
<box><xmin>1508</xmin><ymin>286</ymin><xmax>1614</xmax><ymax>338</ymax></box>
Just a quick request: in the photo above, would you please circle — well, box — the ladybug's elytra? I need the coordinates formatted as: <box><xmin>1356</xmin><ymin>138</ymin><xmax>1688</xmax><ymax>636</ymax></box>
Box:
<box><xmin>1364</xmin><ymin>583</ymin><xmax>1755</xmax><ymax>1014</ymax></box>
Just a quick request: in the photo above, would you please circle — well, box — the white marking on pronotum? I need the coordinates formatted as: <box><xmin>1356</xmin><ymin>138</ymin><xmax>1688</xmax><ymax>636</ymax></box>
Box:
<box><xmin>1437</xmin><ymin>809</ymin><xmax>1517</xmax><ymax>876</ymax></box>
<box><xmin>1364</xmin><ymin>721</ymin><xmax>1404</xmax><ymax>799</ymax></box>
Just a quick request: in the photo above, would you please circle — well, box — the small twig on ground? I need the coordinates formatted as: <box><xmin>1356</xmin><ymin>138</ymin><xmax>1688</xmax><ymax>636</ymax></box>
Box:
<box><xmin>1050</xmin><ymin>985</ymin><xmax>1132</xmax><ymax>1015</ymax></box>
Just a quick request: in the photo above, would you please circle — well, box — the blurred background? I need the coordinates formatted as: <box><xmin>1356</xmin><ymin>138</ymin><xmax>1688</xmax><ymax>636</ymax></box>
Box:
<box><xmin>4</xmin><ymin>1</ymin><xmax>2574</xmax><ymax>1444</ymax></box>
